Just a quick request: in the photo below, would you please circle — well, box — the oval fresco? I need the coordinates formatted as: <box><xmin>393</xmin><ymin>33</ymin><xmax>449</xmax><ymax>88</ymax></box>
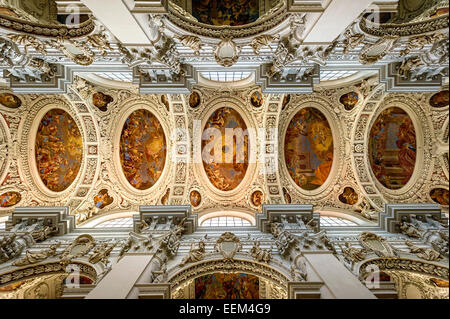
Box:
<box><xmin>369</xmin><ymin>107</ymin><xmax>417</xmax><ymax>190</ymax></box>
<box><xmin>250</xmin><ymin>91</ymin><xmax>263</xmax><ymax>108</ymax></box>
<box><xmin>92</xmin><ymin>92</ymin><xmax>113</xmax><ymax>112</ymax></box>
<box><xmin>202</xmin><ymin>107</ymin><xmax>249</xmax><ymax>191</ymax></box>
<box><xmin>0</xmin><ymin>192</ymin><xmax>21</xmax><ymax>208</ymax></box>
<box><xmin>161</xmin><ymin>188</ymin><xmax>170</xmax><ymax>205</ymax></box>
<box><xmin>429</xmin><ymin>90</ymin><xmax>449</xmax><ymax>108</ymax></box>
<box><xmin>119</xmin><ymin>109</ymin><xmax>167</xmax><ymax>190</ymax></box>
<box><xmin>93</xmin><ymin>189</ymin><xmax>113</xmax><ymax>209</ymax></box>
<box><xmin>430</xmin><ymin>188</ymin><xmax>449</xmax><ymax>206</ymax></box>
<box><xmin>339</xmin><ymin>187</ymin><xmax>359</xmax><ymax>205</ymax></box>
<box><xmin>190</xmin><ymin>190</ymin><xmax>202</xmax><ymax>207</ymax></box>
<box><xmin>251</xmin><ymin>190</ymin><xmax>263</xmax><ymax>207</ymax></box>
<box><xmin>189</xmin><ymin>92</ymin><xmax>201</xmax><ymax>109</ymax></box>
<box><xmin>35</xmin><ymin>109</ymin><xmax>82</xmax><ymax>192</ymax></box>
<box><xmin>340</xmin><ymin>92</ymin><xmax>359</xmax><ymax>111</ymax></box>
<box><xmin>0</xmin><ymin>93</ymin><xmax>21</xmax><ymax>109</ymax></box>
<box><xmin>285</xmin><ymin>107</ymin><xmax>334</xmax><ymax>191</ymax></box>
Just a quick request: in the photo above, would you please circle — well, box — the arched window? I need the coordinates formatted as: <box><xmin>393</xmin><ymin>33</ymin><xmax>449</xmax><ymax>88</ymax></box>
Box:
<box><xmin>94</xmin><ymin>217</ymin><xmax>133</xmax><ymax>228</ymax></box>
<box><xmin>201</xmin><ymin>216</ymin><xmax>252</xmax><ymax>227</ymax></box>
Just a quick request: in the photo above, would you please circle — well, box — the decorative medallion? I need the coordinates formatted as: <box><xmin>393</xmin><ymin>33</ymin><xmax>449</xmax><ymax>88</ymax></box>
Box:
<box><xmin>429</xmin><ymin>90</ymin><xmax>449</xmax><ymax>108</ymax></box>
<box><xmin>189</xmin><ymin>91</ymin><xmax>201</xmax><ymax>109</ymax></box>
<box><xmin>250</xmin><ymin>90</ymin><xmax>263</xmax><ymax>108</ymax></box>
<box><xmin>202</xmin><ymin>107</ymin><xmax>249</xmax><ymax>191</ymax></box>
<box><xmin>35</xmin><ymin>109</ymin><xmax>83</xmax><ymax>192</ymax></box>
<box><xmin>339</xmin><ymin>92</ymin><xmax>359</xmax><ymax>111</ymax></box>
<box><xmin>0</xmin><ymin>93</ymin><xmax>22</xmax><ymax>109</ymax></box>
<box><xmin>369</xmin><ymin>107</ymin><xmax>416</xmax><ymax>190</ymax></box>
<box><xmin>285</xmin><ymin>107</ymin><xmax>334</xmax><ymax>191</ymax></box>
<box><xmin>92</xmin><ymin>92</ymin><xmax>113</xmax><ymax>112</ymax></box>
<box><xmin>251</xmin><ymin>190</ymin><xmax>263</xmax><ymax>207</ymax></box>
<box><xmin>430</xmin><ymin>188</ymin><xmax>449</xmax><ymax>206</ymax></box>
<box><xmin>119</xmin><ymin>109</ymin><xmax>167</xmax><ymax>191</ymax></box>
<box><xmin>190</xmin><ymin>190</ymin><xmax>202</xmax><ymax>207</ymax></box>
<box><xmin>93</xmin><ymin>189</ymin><xmax>113</xmax><ymax>209</ymax></box>
<box><xmin>339</xmin><ymin>187</ymin><xmax>359</xmax><ymax>205</ymax></box>
<box><xmin>0</xmin><ymin>192</ymin><xmax>21</xmax><ymax>208</ymax></box>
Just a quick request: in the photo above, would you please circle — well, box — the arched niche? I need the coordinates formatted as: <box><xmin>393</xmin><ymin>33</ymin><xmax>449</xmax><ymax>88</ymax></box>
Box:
<box><xmin>169</xmin><ymin>258</ymin><xmax>289</xmax><ymax>299</ymax></box>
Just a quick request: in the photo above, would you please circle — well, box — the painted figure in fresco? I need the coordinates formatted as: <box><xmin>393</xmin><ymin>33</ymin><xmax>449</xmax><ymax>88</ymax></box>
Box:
<box><xmin>93</xmin><ymin>189</ymin><xmax>113</xmax><ymax>209</ymax></box>
<box><xmin>430</xmin><ymin>90</ymin><xmax>449</xmax><ymax>108</ymax></box>
<box><xmin>0</xmin><ymin>93</ymin><xmax>21</xmax><ymax>108</ymax></box>
<box><xmin>430</xmin><ymin>189</ymin><xmax>449</xmax><ymax>206</ymax></box>
<box><xmin>92</xmin><ymin>92</ymin><xmax>113</xmax><ymax>112</ymax></box>
<box><xmin>251</xmin><ymin>191</ymin><xmax>263</xmax><ymax>207</ymax></box>
<box><xmin>189</xmin><ymin>92</ymin><xmax>201</xmax><ymax>108</ymax></box>
<box><xmin>369</xmin><ymin>107</ymin><xmax>416</xmax><ymax>189</ymax></box>
<box><xmin>35</xmin><ymin>109</ymin><xmax>83</xmax><ymax>192</ymax></box>
<box><xmin>190</xmin><ymin>190</ymin><xmax>201</xmax><ymax>207</ymax></box>
<box><xmin>339</xmin><ymin>187</ymin><xmax>359</xmax><ymax>205</ymax></box>
<box><xmin>340</xmin><ymin>92</ymin><xmax>359</xmax><ymax>111</ymax></box>
<box><xmin>282</xmin><ymin>94</ymin><xmax>291</xmax><ymax>110</ymax></box>
<box><xmin>192</xmin><ymin>0</ymin><xmax>259</xmax><ymax>26</ymax></box>
<box><xmin>285</xmin><ymin>107</ymin><xmax>334</xmax><ymax>190</ymax></box>
<box><xmin>195</xmin><ymin>273</ymin><xmax>259</xmax><ymax>299</ymax></box>
<box><xmin>120</xmin><ymin>109</ymin><xmax>167</xmax><ymax>190</ymax></box>
<box><xmin>250</xmin><ymin>91</ymin><xmax>263</xmax><ymax>108</ymax></box>
<box><xmin>202</xmin><ymin>107</ymin><xmax>249</xmax><ymax>192</ymax></box>
<box><xmin>0</xmin><ymin>192</ymin><xmax>21</xmax><ymax>208</ymax></box>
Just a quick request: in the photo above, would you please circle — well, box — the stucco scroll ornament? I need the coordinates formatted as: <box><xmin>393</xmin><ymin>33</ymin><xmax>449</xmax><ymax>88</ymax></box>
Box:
<box><xmin>339</xmin><ymin>242</ymin><xmax>367</xmax><ymax>265</ymax></box>
<box><xmin>176</xmin><ymin>35</ymin><xmax>203</xmax><ymax>56</ymax></box>
<box><xmin>119</xmin><ymin>232</ymin><xmax>154</xmax><ymax>257</ymax></box>
<box><xmin>359</xmin><ymin>232</ymin><xmax>399</xmax><ymax>258</ymax></box>
<box><xmin>249</xmin><ymin>241</ymin><xmax>272</xmax><ymax>263</ymax></box>
<box><xmin>215</xmin><ymin>232</ymin><xmax>242</xmax><ymax>260</ymax></box>
<box><xmin>342</xmin><ymin>29</ymin><xmax>365</xmax><ymax>54</ymax></box>
<box><xmin>290</xmin><ymin>258</ymin><xmax>308</xmax><ymax>282</ymax></box>
<box><xmin>251</xmin><ymin>34</ymin><xmax>280</xmax><ymax>55</ymax></box>
<box><xmin>404</xmin><ymin>240</ymin><xmax>443</xmax><ymax>262</ymax></box>
<box><xmin>357</xmin><ymin>198</ymin><xmax>378</xmax><ymax>221</ymax></box>
<box><xmin>423</xmin><ymin>230</ymin><xmax>449</xmax><ymax>257</ymax></box>
<box><xmin>88</xmin><ymin>242</ymin><xmax>117</xmax><ymax>265</ymax></box>
<box><xmin>179</xmin><ymin>240</ymin><xmax>206</xmax><ymax>267</ymax></box>
<box><xmin>13</xmin><ymin>242</ymin><xmax>61</xmax><ymax>267</ymax></box>
<box><xmin>359</xmin><ymin>36</ymin><xmax>399</xmax><ymax>65</ymax></box>
<box><xmin>214</xmin><ymin>38</ymin><xmax>241</xmax><ymax>67</ymax></box>
<box><xmin>399</xmin><ymin>221</ymin><xmax>424</xmax><ymax>239</ymax></box>
<box><xmin>60</xmin><ymin>234</ymin><xmax>96</xmax><ymax>266</ymax></box>
<box><xmin>48</xmin><ymin>37</ymin><xmax>95</xmax><ymax>66</ymax></box>
<box><xmin>270</xmin><ymin>222</ymin><xmax>297</xmax><ymax>257</ymax></box>
<box><xmin>158</xmin><ymin>218</ymin><xmax>186</xmax><ymax>257</ymax></box>
<box><xmin>0</xmin><ymin>233</ymin><xmax>33</xmax><ymax>264</ymax></box>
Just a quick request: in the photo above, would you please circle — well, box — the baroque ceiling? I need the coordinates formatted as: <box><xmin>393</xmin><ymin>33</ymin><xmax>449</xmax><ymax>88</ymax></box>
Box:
<box><xmin>0</xmin><ymin>0</ymin><xmax>449</xmax><ymax>227</ymax></box>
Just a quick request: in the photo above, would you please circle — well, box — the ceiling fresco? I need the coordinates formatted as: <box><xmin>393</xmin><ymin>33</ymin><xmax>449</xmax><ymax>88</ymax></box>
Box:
<box><xmin>195</xmin><ymin>273</ymin><xmax>259</xmax><ymax>299</ymax></box>
<box><xmin>0</xmin><ymin>192</ymin><xmax>21</xmax><ymax>208</ymax></box>
<box><xmin>0</xmin><ymin>93</ymin><xmax>21</xmax><ymax>109</ymax></box>
<box><xmin>35</xmin><ymin>109</ymin><xmax>83</xmax><ymax>192</ymax></box>
<box><xmin>429</xmin><ymin>90</ymin><xmax>449</xmax><ymax>108</ymax></box>
<box><xmin>369</xmin><ymin>107</ymin><xmax>417</xmax><ymax>190</ymax></box>
<box><xmin>284</xmin><ymin>107</ymin><xmax>334</xmax><ymax>191</ymax></box>
<box><xmin>192</xmin><ymin>0</ymin><xmax>259</xmax><ymax>26</ymax></box>
<box><xmin>119</xmin><ymin>109</ymin><xmax>167</xmax><ymax>191</ymax></box>
<box><xmin>430</xmin><ymin>188</ymin><xmax>449</xmax><ymax>206</ymax></box>
<box><xmin>202</xmin><ymin>107</ymin><xmax>249</xmax><ymax>192</ymax></box>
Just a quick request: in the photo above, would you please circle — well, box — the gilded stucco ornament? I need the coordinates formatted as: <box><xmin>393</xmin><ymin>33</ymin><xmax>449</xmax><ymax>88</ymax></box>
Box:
<box><xmin>215</xmin><ymin>232</ymin><xmax>242</xmax><ymax>260</ymax></box>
